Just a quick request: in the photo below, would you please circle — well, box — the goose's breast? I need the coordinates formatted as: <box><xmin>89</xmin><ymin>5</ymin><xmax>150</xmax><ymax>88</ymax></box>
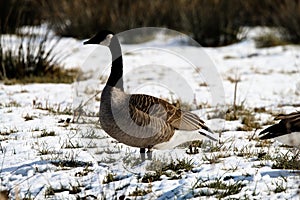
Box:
<box><xmin>99</xmin><ymin>87</ymin><xmax>129</xmax><ymax>131</ymax></box>
<box><xmin>99</xmin><ymin>87</ymin><xmax>175</xmax><ymax>147</ymax></box>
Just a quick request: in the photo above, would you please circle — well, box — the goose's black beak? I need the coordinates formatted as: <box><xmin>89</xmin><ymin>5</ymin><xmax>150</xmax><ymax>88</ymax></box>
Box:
<box><xmin>83</xmin><ymin>36</ymin><xmax>97</xmax><ymax>45</ymax></box>
<box><xmin>83</xmin><ymin>40</ymin><xmax>92</xmax><ymax>45</ymax></box>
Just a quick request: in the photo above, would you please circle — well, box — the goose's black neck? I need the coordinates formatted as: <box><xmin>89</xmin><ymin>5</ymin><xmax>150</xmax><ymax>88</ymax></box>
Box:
<box><xmin>107</xmin><ymin>36</ymin><xmax>124</xmax><ymax>90</ymax></box>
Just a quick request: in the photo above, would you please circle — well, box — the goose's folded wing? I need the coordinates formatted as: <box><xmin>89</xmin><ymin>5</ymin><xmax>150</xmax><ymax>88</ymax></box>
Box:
<box><xmin>128</xmin><ymin>103</ymin><xmax>174</xmax><ymax>140</ymax></box>
<box><xmin>177</xmin><ymin>111</ymin><xmax>208</xmax><ymax>130</ymax></box>
<box><xmin>129</xmin><ymin>94</ymin><xmax>208</xmax><ymax>131</ymax></box>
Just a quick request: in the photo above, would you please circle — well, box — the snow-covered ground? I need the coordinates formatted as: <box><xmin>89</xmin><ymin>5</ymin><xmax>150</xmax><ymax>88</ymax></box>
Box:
<box><xmin>0</xmin><ymin>27</ymin><xmax>299</xmax><ymax>199</ymax></box>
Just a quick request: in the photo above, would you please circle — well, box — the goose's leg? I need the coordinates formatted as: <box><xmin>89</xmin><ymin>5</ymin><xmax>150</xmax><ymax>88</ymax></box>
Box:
<box><xmin>147</xmin><ymin>149</ymin><xmax>152</xmax><ymax>160</ymax></box>
<box><xmin>140</xmin><ymin>148</ymin><xmax>146</xmax><ymax>161</ymax></box>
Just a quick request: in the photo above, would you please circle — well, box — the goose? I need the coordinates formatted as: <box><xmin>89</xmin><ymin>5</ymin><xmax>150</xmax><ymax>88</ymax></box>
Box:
<box><xmin>259</xmin><ymin>111</ymin><xmax>300</xmax><ymax>147</ymax></box>
<box><xmin>84</xmin><ymin>30</ymin><xmax>219</xmax><ymax>160</ymax></box>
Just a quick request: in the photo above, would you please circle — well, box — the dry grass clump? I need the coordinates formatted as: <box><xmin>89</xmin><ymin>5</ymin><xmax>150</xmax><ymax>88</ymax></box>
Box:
<box><xmin>225</xmin><ymin>105</ymin><xmax>262</xmax><ymax>131</ymax></box>
<box><xmin>0</xmin><ymin>31</ymin><xmax>78</xmax><ymax>84</ymax></box>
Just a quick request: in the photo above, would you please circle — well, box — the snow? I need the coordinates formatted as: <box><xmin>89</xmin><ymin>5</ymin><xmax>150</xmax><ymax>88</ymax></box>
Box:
<box><xmin>0</xmin><ymin>27</ymin><xmax>299</xmax><ymax>199</ymax></box>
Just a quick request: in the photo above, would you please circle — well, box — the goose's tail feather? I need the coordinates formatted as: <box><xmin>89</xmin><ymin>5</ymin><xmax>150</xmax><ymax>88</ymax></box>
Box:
<box><xmin>199</xmin><ymin>128</ymin><xmax>219</xmax><ymax>142</ymax></box>
<box><xmin>259</xmin><ymin>124</ymin><xmax>284</xmax><ymax>139</ymax></box>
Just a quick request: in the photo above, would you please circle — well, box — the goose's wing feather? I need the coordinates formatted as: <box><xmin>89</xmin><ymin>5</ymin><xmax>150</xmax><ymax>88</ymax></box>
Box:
<box><xmin>129</xmin><ymin>94</ymin><xmax>208</xmax><ymax>131</ymax></box>
<box><xmin>128</xmin><ymin>102</ymin><xmax>175</xmax><ymax>145</ymax></box>
<box><xmin>128</xmin><ymin>103</ymin><xmax>173</xmax><ymax>132</ymax></box>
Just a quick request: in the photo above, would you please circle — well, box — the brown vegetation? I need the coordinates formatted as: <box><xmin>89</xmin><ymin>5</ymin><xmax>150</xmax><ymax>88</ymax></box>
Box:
<box><xmin>1</xmin><ymin>0</ymin><xmax>300</xmax><ymax>46</ymax></box>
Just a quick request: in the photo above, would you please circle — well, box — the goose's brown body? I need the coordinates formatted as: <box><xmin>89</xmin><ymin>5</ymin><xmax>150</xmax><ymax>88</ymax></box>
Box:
<box><xmin>100</xmin><ymin>86</ymin><xmax>209</xmax><ymax>148</ymax></box>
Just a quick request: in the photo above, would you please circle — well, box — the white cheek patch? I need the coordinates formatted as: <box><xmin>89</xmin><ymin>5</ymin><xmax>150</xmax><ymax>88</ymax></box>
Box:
<box><xmin>100</xmin><ymin>34</ymin><xmax>113</xmax><ymax>46</ymax></box>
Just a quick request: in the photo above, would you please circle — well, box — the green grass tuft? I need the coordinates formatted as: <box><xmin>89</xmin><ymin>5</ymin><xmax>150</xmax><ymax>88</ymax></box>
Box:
<box><xmin>272</xmin><ymin>151</ymin><xmax>300</xmax><ymax>170</ymax></box>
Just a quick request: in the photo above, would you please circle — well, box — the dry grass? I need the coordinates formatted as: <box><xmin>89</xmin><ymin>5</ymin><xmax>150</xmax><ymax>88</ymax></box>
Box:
<box><xmin>2</xmin><ymin>0</ymin><xmax>300</xmax><ymax>46</ymax></box>
<box><xmin>40</xmin><ymin>0</ymin><xmax>249</xmax><ymax>46</ymax></box>
<box><xmin>254</xmin><ymin>33</ymin><xmax>289</xmax><ymax>48</ymax></box>
<box><xmin>0</xmin><ymin>31</ymin><xmax>78</xmax><ymax>84</ymax></box>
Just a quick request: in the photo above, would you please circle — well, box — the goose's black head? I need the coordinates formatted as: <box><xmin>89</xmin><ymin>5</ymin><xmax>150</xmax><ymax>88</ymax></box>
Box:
<box><xmin>84</xmin><ymin>30</ymin><xmax>115</xmax><ymax>46</ymax></box>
